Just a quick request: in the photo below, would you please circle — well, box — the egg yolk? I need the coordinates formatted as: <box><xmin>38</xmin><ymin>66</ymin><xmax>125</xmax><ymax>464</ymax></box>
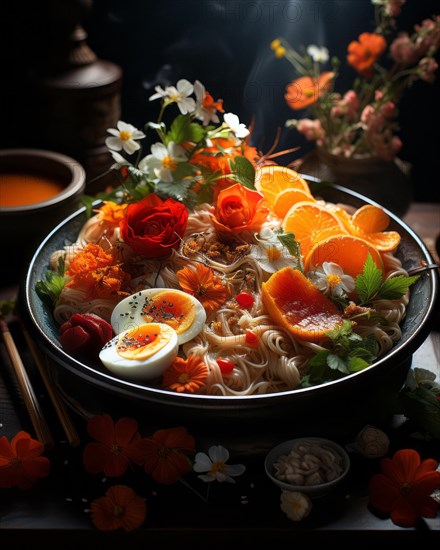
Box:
<box><xmin>140</xmin><ymin>291</ymin><xmax>196</xmax><ymax>335</ymax></box>
<box><xmin>116</xmin><ymin>323</ymin><xmax>174</xmax><ymax>361</ymax></box>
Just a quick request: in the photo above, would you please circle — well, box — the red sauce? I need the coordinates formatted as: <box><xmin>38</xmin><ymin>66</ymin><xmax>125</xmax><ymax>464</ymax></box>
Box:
<box><xmin>0</xmin><ymin>173</ymin><xmax>65</xmax><ymax>207</ymax></box>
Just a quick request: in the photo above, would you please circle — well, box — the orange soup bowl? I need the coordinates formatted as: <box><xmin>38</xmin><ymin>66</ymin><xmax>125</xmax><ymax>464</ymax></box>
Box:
<box><xmin>0</xmin><ymin>149</ymin><xmax>86</xmax><ymax>284</ymax></box>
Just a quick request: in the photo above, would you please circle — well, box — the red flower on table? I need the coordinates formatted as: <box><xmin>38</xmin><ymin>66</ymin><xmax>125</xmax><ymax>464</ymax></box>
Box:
<box><xmin>133</xmin><ymin>426</ymin><xmax>195</xmax><ymax>485</ymax></box>
<box><xmin>83</xmin><ymin>415</ymin><xmax>141</xmax><ymax>477</ymax></box>
<box><xmin>120</xmin><ymin>194</ymin><xmax>188</xmax><ymax>259</ymax></box>
<box><xmin>90</xmin><ymin>485</ymin><xmax>147</xmax><ymax>532</ymax></box>
<box><xmin>369</xmin><ymin>448</ymin><xmax>440</xmax><ymax>528</ymax></box>
<box><xmin>0</xmin><ymin>431</ymin><xmax>50</xmax><ymax>489</ymax></box>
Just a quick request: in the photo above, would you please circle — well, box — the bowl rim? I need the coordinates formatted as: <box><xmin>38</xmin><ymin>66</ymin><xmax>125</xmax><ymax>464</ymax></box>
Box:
<box><xmin>264</xmin><ymin>436</ymin><xmax>351</xmax><ymax>492</ymax></box>
<box><xmin>0</xmin><ymin>148</ymin><xmax>86</xmax><ymax>213</ymax></box>
<box><xmin>22</xmin><ymin>183</ymin><xmax>439</xmax><ymax>410</ymax></box>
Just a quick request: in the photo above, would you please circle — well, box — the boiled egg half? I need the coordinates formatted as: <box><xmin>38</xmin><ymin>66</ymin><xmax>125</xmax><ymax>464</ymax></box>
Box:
<box><xmin>111</xmin><ymin>288</ymin><xmax>206</xmax><ymax>344</ymax></box>
<box><xmin>99</xmin><ymin>322</ymin><xmax>178</xmax><ymax>381</ymax></box>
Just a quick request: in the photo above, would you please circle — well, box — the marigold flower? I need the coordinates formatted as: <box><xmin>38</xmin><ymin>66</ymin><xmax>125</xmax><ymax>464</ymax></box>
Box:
<box><xmin>134</xmin><ymin>427</ymin><xmax>195</xmax><ymax>485</ymax></box>
<box><xmin>66</xmin><ymin>243</ymin><xmax>115</xmax><ymax>277</ymax></box>
<box><xmin>369</xmin><ymin>448</ymin><xmax>440</xmax><ymax>528</ymax></box>
<box><xmin>67</xmin><ymin>263</ymin><xmax>130</xmax><ymax>300</ymax></box>
<box><xmin>90</xmin><ymin>485</ymin><xmax>147</xmax><ymax>532</ymax></box>
<box><xmin>83</xmin><ymin>415</ymin><xmax>142</xmax><ymax>477</ymax></box>
<box><xmin>0</xmin><ymin>431</ymin><xmax>50</xmax><ymax>489</ymax></box>
<box><xmin>162</xmin><ymin>355</ymin><xmax>208</xmax><ymax>394</ymax></box>
<box><xmin>347</xmin><ymin>33</ymin><xmax>387</xmax><ymax>77</ymax></box>
<box><xmin>285</xmin><ymin>72</ymin><xmax>334</xmax><ymax>110</ymax></box>
<box><xmin>177</xmin><ymin>263</ymin><xmax>229</xmax><ymax>315</ymax></box>
<box><xmin>94</xmin><ymin>201</ymin><xmax>128</xmax><ymax>225</ymax></box>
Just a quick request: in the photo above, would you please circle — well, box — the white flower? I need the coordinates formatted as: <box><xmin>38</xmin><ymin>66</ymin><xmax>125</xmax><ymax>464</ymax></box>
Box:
<box><xmin>249</xmin><ymin>227</ymin><xmax>298</xmax><ymax>273</ymax></box>
<box><xmin>105</xmin><ymin>121</ymin><xmax>145</xmax><ymax>155</ymax></box>
<box><xmin>194</xmin><ymin>80</ymin><xmax>223</xmax><ymax>125</ymax></box>
<box><xmin>109</xmin><ymin>151</ymin><xmax>130</xmax><ymax>170</ymax></box>
<box><xmin>308</xmin><ymin>261</ymin><xmax>355</xmax><ymax>297</ymax></box>
<box><xmin>140</xmin><ymin>141</ymin><xmax>187</xmax><ymax>182</ymax></box>
<box><xmin>193</xmin><ymin>445</ymin><xmax>246</xmax><ymax>483</ymax></box>
<box><xmin>280</xmin><ymin>491</ymin><xmax>312</xmax><ymax>522</ymax></box>
<box><xmin>223</xmin><ymin>112</ymin><xmax>250</xmax><ymax>139</ymax></box>
<box><xmin>149</xmin><ymin>79</ymin><xmax>196</xmax><ymax>115</ymax></box>
<box><xmin>307</xmin><ymin>45</ymin><xmax>329</xmax><ymax>64</ymax></box>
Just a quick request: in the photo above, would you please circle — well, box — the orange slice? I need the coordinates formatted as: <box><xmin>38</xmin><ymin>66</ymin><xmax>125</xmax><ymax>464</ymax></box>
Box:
<box><xmin>305</xmin><ymin>234</ymin><xmax>383</xmax><ymax>279</ymax></box>
<box><xmin>349</xmin><ymin>204</ymin><xmax>401</xmax><ymax>252</ymax></box>
<box><xmin>261</xmin><ymin>266</ymin><xmax>344</xmax><ymax>343</ymax></box>
<box><xmin>282</xmin><ymin>201</ymin><xmax>347</xmax><ymax>260</ymax></box>
<box><xmin>254</xmin><ymin>165</ymin><xmax>312</xmax><ymax>209</ymax></box>
<box><xmin>272</xmin><ymin>188</ymin><xmax>316</xmax><ymax>218</ymax></box>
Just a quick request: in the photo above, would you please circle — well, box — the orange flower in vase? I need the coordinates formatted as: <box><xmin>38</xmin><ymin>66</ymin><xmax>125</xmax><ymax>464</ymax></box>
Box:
<box><xmin>347</xmin><ymin>33</ymin><xmax>387</xmax><ymax>77</ymax></box>
<box><xmin>285</xmin><ymin>72</ymin><xmax>334</xmax><ymax>111</ymax></box>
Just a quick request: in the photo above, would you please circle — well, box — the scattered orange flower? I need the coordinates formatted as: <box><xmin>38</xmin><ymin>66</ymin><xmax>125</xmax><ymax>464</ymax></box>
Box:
<box><xmin>347</xmin><ymin>32</ymin><xmax>387</xmax><ymax>78</ymax></box>
<box><xmin>83</xmin><ymin>415</ymin><xmax>142</xmax><ymax>477</ymax></box>
<box><xmin>201</xmin><ymin>91</ymin><xmax>224</xmax><ymax>116</ymax></box>
<box><xmin>90</xmin><ymin>485</ymin><xmax>147</xmax><ymax>532</ymax></box>
<box><xmin>162</xmin><ymin>355</ymin><xmax>208</xmax><ymax>394</ymax></box>
<box><xmin>369</xmin><ymin>448</ymin><xmax>440</xmax><ymax>528</ymax></box>
<box><xmin>94</xmin><ymin>201</ymin><xmax>128</xmax><ymax>225</ymax></box>
<box><xmin>134</xmin><ymin>427</ymin><xmax>195</xmax><ymax>485</ymax></box>
<box><xmin>0</xmin><ymin>431</ymin><xmax>50</xmax><ymax>489</ymax></box>
<box><xmin>177</xmin><ymin>263</ymin><xmax>229</xmax><ymax>315</ymax></box>
<box><xmin>285</xmin><ymin>72</ymin><xmax>334</xmax><ymax>110</ymax></box>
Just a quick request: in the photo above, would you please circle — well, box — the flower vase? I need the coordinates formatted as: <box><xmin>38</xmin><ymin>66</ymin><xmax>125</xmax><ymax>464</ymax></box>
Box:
<box><xmin>298</xmin><ymin>147</ymin><xmax>413</xmax><ymax>218</ymax></box>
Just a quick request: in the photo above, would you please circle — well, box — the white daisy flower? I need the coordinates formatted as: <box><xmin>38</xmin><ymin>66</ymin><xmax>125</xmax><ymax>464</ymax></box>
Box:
<box><xmin>223</xmin><ymin>112</ymin><xmax>250</xmax><ymax>139</ymax></box>
<box><xmin>308</xmin><ymin>261</ymin><xmax>355</xmax><ymax>297</ymax></box>
<box><xmin>149</xmin><ymin>79</ymin><xmax>196</xmax><ymax>115</ymax></box>
<box><xmin>194</xmin><ymin>80</ymin><xmax>223</xmax><ymax>125</ymax></box>
<box><xmin>280</xmin><ymin>491</ymin><xmax>312</xmax><ymax>522</ymax></box>
<box><xmin>139</xmin><ymin>141</ymin><xmax>187</xmax><ymax>182</ymax></box>
<box><xmin>105</xmin><ymin>121</ymin><xmax>145</xmax><ymax>155</ymax></box>
<box><xmin>249</xmin><ymin>227</ymin><xmax>298</xmax><ymax>273</ymax></box>
<box><xmin>193</xmin><ymin>445</ymin><xmax>246</xmax><ymax>483</ymax></box>
<box><xmin>109</xmin><ymin>151</ymin><xmax>130</xmax><ymax>169</ymax></box>
<box><xmin>307</xmin><ymin>45</ymin><xmax>329</xmax><ymax>64</ymax></box>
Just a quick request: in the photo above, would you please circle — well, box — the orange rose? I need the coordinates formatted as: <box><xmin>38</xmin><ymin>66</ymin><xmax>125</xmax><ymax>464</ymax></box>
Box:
<box><xmin>211</xmin><ymin>183</ymin><xmax>269</xmax><ymax>234</ymax></box>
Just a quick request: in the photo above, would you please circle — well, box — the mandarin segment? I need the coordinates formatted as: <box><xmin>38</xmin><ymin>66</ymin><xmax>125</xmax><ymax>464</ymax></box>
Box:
<box><xmin>281</xmin><ymin>201</ymin><xmax>347</xmax><ymax>260</ymax></box>
<box><xmin>254</xmin><ymin>165</ymin><xmax>312</xmax><ymax>209</ymax></box>
<box><xmin>272</xmin><ymin>188</ymin><xmax>315</xmax><ymax>218</ymax></box>
<box><xmin>305</xmin><ymin>234</ymin><xmax>383</xmax><ymax>279</ymax></box>
<box><xmin>261</xmin><ymin>266</ymin><xmax>344</xmax><ymax>343</ymax></box>
<box><xmin>349</xmin><ymin>204</ymin><xmax>401</xmax><ymax>252</ymax></box>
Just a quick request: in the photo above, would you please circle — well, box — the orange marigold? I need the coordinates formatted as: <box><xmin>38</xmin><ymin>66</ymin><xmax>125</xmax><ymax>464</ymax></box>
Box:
<box><xmin>66</xmin><ymin>243</ymin><xmax>115</xmax><ymax>276</ymax></box>
<box><xmin>67</xmin><ymin>264</ymin><xmax>130</xmax><ymax>300</ymax></box>
<box><xmin>0</xmin><ymin>431</ymin><xmax>50</xmax><ymax>489</ymax></box>
<box><xmin>177</xmin><ymin>263</ymin><xmax>229</xmax><ymax>315</ymax></box>
<box><xmin>347</xmin><ymin>33</ymin><xmax>387</xmax><ymax>78</ymax></box>
<box><xmin>285</xmin><ymin>72</ymin><xmax>334</xmax><ymax>110</ymax></box>
<box><xmin>162</xmin><ymin>355</ymin><xmax>208</xmax><ymax>394</ymax></box>
<box><xmin>94</xmin><ymin>201</ymin><xmax>128</xmax><ymax>225</ymax></box>
<box><xmin>90</xmin><ymin>485</ymin><xmax>147</xmax><ymax>532</ymax></box>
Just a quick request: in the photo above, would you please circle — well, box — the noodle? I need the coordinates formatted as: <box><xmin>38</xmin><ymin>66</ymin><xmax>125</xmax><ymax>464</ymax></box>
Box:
<box><xmin>48</xmin><ymin>202</ymin><xmax>412</xmax><ymax>396</ymax></box>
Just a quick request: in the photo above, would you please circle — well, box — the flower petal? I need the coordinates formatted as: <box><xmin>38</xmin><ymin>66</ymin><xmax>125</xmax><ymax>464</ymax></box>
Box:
<box><xmin>105</xmin><ymin>137</ymin><xmax>122</xmax><ymax>151</ymax></box>
<box><xmin>115</xmin><ymin>417</ymin><xmax>139</xmax><ymax>446</ymax></box>
<box><xmin>122</xmin><ymin>140</ymin><xmax>141</xmax><ymax>155</ymax></box>
<box><xmin>390</xmin><ymin>496</ymin><xmax>418</xmax><ymax>528</ymax></box>
<box><xmin>208</xmin><ymin>445</ymin><xmax>229</xmax><ymax>463</ymax></box>
<box><xmin>225</xmin><ymin>463</ymin><xmax>246</xmax><ymax>477</ymax></box>
<box><xmin>193</xmin><ymin>452</ymin><xmax>212</xmax><ymax>473</ymax></box>
<box><xmin>176</xmin><ymin>79</ymin><xmax>194</xmax><ymax>96</ymax></box>
<box><xmin>87</xmin><ymin>414</ymin><xmax>115</xmax><ymax>445</ymax></box>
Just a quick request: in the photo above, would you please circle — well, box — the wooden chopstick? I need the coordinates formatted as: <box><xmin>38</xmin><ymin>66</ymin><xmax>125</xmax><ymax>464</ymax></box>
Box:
<box><xmin>22</xmin><ymin>327</ymin><xmax>80</xmax><ymax>447</ymax></box>
<box><xmin>0</xmin><ymin>316</ymin><xmax>54</xmax><ymax>449</ymax></box>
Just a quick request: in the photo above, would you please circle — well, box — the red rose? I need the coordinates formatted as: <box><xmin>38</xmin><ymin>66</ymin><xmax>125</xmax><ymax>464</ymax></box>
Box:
<box><xmin>211</xmin><ymin>183</ymin><xmax>269</xmax><ymax>235</ymax></box>
<box><xmin>120</xmin><ymin>194</ymin><xmax>188</xmax><ymax>258</ymax></box>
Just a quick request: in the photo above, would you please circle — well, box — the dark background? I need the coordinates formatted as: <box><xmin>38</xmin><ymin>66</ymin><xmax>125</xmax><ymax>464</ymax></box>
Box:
<box><xmin>1</xmin><ymin>0</ymin><xmax>439</xmax><ymax>202</ymax></box>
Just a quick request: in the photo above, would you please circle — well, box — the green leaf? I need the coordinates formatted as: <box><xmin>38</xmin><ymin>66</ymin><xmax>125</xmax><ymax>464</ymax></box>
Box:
<box><xmin>399</xmin><ymin>386</ymin><xmax>440</xmax><ymax>439</ymax></box>
<box><xmin>347</xmin><ymin>356</ymin><xmax>370</xmax><ymax>373</ymax></box>
<box><xmin>355</xmin><ymin>253</ymin><xmax>383</xmax><ymax>303</ymax></box>
<box><xmin>166</xmin><ymin>114</ymin><xmax>205</xmax><ymax>145</ymax></box>
<box><xmin>35</xmin><ymin>257</ymin><xmax>66</xmax><ymax>307</ymax></box>
<box><xmin>375</xmin><ymin>274</ymin><xmax>419</xmax><ymax>301</ymax></box>
<box><xmin>0</xmin><ymin>300</ymin><xmax>16</xmax><ymax>317</ymax></box>
<box><xmin>275</xmin><ymin>230</ymin><xmax>304</xmax><ymax>272</ymax></box>
<box><xmin>81</xmin><ymin>195</ymin><xmax>98</xmax><ymax>219</ymax></box>
<box><xmin>227</xmin><ymin>157</ymin><xmax>256</xmax><ymax>189</ymax></box>
<box><xmin>327</xmin><ymin>353</ymin><xmax>349</xmax><ymax>374</ymax></box>
<box><xmin>156</xmin><ymin>180</ymin><xmax>195</xmax><ymax>207</ymax></box>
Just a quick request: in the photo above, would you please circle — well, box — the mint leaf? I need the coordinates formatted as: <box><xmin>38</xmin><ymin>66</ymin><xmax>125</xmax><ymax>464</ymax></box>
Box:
<box><xmin>355</xmin><ymin>253</ymin><xmax>383</xmax><ymax>303</ymax></box>
<box><xmin>375</xmin><ymin>274</ymin><xmax>419</xmax><ymax>300</ymax></box>
<box><xmin>327</xmin><ymin>353</ymin><xmax>349</xmax><ymax>374</ymax></box>
<box><xmin>347</xmin><ymin>356</ymin><xmax>370</xmax><ymax>372</ymax></box>
<box><xmin>166</xmin><ymin>114</ymin><xmax>205</xmax><ymax>145</ymax></box>
<box><xmin>156</xmin><ymin>180</ymin><xmax>194</xmax><ymax>207</ymax></box>
<box><xmin>227</xmin><ymin>157</ymin><xmax>256</xmax><ymax>189</ymax></box>
<box><xmin>35</xmin><ymin>257</ymin><xmax>66</xmax><ymax>307</ymax></box>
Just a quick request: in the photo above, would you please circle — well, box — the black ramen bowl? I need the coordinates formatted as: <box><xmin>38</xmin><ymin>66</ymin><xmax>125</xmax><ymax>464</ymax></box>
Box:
<box><xmin>21</xmin><ymin>184</ymin><xmax>438</xmax><ymax>455</ymax></box>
